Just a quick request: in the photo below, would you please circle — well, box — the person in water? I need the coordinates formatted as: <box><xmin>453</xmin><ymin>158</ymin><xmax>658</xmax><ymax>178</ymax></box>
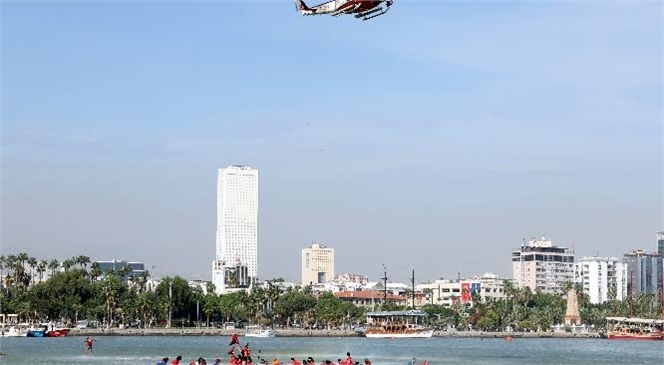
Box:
<box><xmin>157</xmin><ymin>358</ymin><xmax>169</xmax><ymax>365</ymax></box>
<box><xmin>83</xmin><ymin>337</ymin><xmax>97</xmax><ymax>355</ymax></box>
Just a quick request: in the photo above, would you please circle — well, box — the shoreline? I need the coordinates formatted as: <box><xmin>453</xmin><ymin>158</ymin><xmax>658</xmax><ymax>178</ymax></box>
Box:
<box><xmin>70</xmin><ymin>328</ymin><xmax>601</xmax><ymax>339</ymax></box>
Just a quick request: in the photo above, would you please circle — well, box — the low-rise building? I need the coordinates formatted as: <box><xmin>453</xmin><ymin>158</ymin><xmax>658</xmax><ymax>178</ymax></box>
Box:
<box><xmin>417</xmin><ymin>272</ymin><xmax>509</xmax><ymax>307</ymax></box>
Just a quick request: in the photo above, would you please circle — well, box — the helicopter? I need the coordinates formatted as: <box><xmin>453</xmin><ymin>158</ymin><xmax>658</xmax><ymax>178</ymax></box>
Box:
<box><xmin>295</xmin><ymin>0</ymin><xmax>394</xmax><ymax>21</ymax></box>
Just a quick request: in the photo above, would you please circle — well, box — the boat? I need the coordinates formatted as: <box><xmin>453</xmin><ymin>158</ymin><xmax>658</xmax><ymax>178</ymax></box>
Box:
<box><xmin>43</xmin><ymin>322</ymin><xmax>70</xmax><ymax>337</ymax></box>
<box><xmin>1</xmin><ymin>326</ymin><xmax>27</xmax><ymax>337</ymax></box>
<box><xmin>606</xmin><ymin>317</ymin><xmax>664</xmax><ymax>340</ymax></box>
<box><xmin>245</xmin><ymin>329</ymin><xmax>277</xmax><ymax>338</ymax></box>
<box><xmin>363</xmin><ymin>310</ymin><xmax>434</xmax><ymax>338</ymax></box>
<box><xmin>26</xmin><ymin>328</ymin><xmax>46</xmax><ymax>337</ymax></box>
<box><xmin>46</xmin><ymin>328</ymin><xmax>70</xmax><ymax>337</ymax></box>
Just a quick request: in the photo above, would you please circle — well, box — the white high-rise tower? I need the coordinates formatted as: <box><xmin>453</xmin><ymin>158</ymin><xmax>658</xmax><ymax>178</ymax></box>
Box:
<box><xmin>212</xmin><ymin>165</ymin><xmax>259</xmax><ymax>294</ymax></box>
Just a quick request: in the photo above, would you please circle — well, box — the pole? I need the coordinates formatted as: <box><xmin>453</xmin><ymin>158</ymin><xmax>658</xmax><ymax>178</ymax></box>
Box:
<box><xmin>371</xmin><ymin>287</ymin><xmax>375</xmax><ymax>311</ymax></box>
<box><xmin>382</xmin><ymin>264</ymin><xmax>387</xmax><ymax>304</ymax></box>
<box><xmin>411</xmin><ymin>268</ymin><xmax>415</xmax><ymax>309</ymax></box>
<box><xmin>197</xmin><ymin>300</ymin><xmax>200</xmax><ymax>329</ymax></box>
<box><xmin>168</xmin><ymin>280</ymin><xmax>173</xmax><ymax>328</ymax></box>
<box><xmin>629</xmin><ymin>270</ymin><xmax>634</xmax><ymax>317</ymax></box>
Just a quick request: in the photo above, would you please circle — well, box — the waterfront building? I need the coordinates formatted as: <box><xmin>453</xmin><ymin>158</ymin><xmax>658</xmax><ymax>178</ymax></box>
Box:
<box><xmin>301</xmin><ymin>242</ymin><xmax>335</xmax><ymax>286</ymax></box>
<box><xmin>416</xmin><ymin>273</ymin><xmax>508</xmax><ymax>307</ymax></box>
<box><xmin>622</xmin><ymin>249</ymin><xmax>663</xmax><ymax>297</ymax></box>
<box><xmin>212</xmin><ymin>165</ymin><xmax>259</xmax><ymax>294</ymax></box>
<box><xmin>574</xmin><ymin>256</ymin><xmax>627</xmax><ymax>304</ymax></box>
<box><xmin>657</xmin><ymin>231</ymin><xmax>664</xmax><ymax>256</ymax></box>
<box><xmin>334</xmin><ymin>290</ymin><xmax>406</xmax><ymax>309</ymax></box>
<box><xmin>511</xmin><ymin>235</ymin><xmax>575</xmax><ymax>294</ymax></box>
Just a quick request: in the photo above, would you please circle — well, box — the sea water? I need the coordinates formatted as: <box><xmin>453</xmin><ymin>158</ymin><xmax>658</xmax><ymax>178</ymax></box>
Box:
<box><xmin>0</xmin><ymin>336</ymin><xmax>662</xmax><ymax>365</ymax></box>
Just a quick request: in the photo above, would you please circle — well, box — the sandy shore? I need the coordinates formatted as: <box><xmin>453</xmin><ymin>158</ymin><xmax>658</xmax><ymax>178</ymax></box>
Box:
<box><xmin>70</xmin><ymin>328</ymin><xmax>600</xmax><ymax>339</ymax></box>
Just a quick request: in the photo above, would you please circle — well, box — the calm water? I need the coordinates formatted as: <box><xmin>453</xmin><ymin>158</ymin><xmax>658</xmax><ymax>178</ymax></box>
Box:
<box><xmin>0</xmin><ymin>336</ymin><xmax>662</xmax><ymax>365</ymax></box>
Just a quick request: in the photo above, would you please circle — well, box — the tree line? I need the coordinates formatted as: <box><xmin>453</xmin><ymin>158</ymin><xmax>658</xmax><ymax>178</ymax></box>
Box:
<box><xmin>1</xmin><ymin>253</ymin><xmax>661</xmax><ymax>332</ymax></box>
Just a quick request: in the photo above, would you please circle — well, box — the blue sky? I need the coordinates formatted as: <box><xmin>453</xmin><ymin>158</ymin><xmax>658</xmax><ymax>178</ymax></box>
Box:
<box><xmin>1</xmin><ymin>0</ymin><xmax>662</xmax><ymax>284</ymax></box>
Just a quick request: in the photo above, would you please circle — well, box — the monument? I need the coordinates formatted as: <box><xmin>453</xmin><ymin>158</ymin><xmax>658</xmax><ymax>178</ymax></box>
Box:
<box><xmin>564</xmin><ymin>288</ymin><xmax>582</xmax><ymax>326</ymax></box>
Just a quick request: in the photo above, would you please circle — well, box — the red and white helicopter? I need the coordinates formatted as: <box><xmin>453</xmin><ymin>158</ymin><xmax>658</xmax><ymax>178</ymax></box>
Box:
<box><xmin>295</xmin><ymin>0</ymin><xmax>394</xmax><ymax>21</ymax></box>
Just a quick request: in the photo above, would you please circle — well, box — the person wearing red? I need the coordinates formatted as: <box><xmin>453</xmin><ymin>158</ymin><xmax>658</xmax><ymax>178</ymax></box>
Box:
<box><xmin>242</xmin><ymin>344</ymin><xmax>252</xmax><ymax>363</ymax></box>
<box><xmin>230</xmin><ymin>333</ymin><xmax>240</xmax><ymax>345</ymax></box>
<box><xmin>82</xmin><ymin>337</ymin><xmax>98</xmax><ymax>355</ymax></box>
<box><xmin>345</xmin><ymin>353</ymin><xmax>353</xmax><ymax>365</ymax></box>
<box><xmin>291</xmin><ymin>357</ymin><xmax>302</xmax><ymax>365</ymax></box>
<box><xmin>171</xmin><ymin>356</ymin><xmax>183</xmax><ymax>365</ymax></box>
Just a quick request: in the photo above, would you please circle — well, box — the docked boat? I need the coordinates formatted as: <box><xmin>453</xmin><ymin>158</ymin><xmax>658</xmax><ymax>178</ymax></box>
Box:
<box><xmin>245</xmin><ymin>329</ymin><xmax>277</xmax><ymax>338</ymax></box>
<box><xmin>1</xmin><ymin>325</ymin><xmax>27</xmax><ymax>337</ymax></box>
<box><xmin>46</xmin><ymin>328</ymin><xmax>70</xmax><ymax>337</ymax></box>
<box><xmin>26</xmin><ymin>328</ymin><xmax>46</xmax><ymax>337</ymax></box>
<box><xmin>362</xmin><ymin>310</ymin><xmax>434</xmax><ymax>338</ymax></box>
<box><xmin>606</xmin><ymin>317</ymin><xmax>664</xmax><ymax>340</ymax></box>
<box><xmin>43</xmin><ymin>322</ymin><xmax>70</xmax><ymax>337</ymax></box>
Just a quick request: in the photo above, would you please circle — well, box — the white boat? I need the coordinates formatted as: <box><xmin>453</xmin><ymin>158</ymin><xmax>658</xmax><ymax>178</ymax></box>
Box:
<box><xmin>363</xmin><ymin>310</ymin><xmax>434</xmax><ymax>338</ymax></box>
<box><xmin>245</xmin><ymin>329</ymin><xmax>277</xmax><ymax>338</ymax></box>
<box><xmin>1</xmin><ymin>326</ymin><xmax>27</xmax><ymax>337</ymax></box>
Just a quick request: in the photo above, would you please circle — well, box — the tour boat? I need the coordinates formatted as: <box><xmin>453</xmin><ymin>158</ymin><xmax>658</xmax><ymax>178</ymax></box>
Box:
<box><xmin>606</xmin><ymin>317</ymin><xmax>664</xmax><ymax>340</ymax></box>
<box><xmin>362</xmin><ymin>310</ymin><xmax>434</xmax><ymax>338</ymax></box>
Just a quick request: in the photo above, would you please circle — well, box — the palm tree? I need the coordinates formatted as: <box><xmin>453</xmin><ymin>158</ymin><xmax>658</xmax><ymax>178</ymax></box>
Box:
<box><xmin>37</xmin><ymin>260</ymin><xmax>47</xmax><ymax>283</ymax></box>
<box><xmin>48</xmin><ymin>259</ymin><xmax>59</xmax><ymax>276</ymax></box>
<box><xmin>101</xmin><ymin>277</ymin><xmax>120</xmax><ymax>328</ymax></box>
<box><xmin>90</xmin><ymin>262</ymin><xmax>102</xmax><ymax>282</ymax></box>
<box><xmin>0</xmin><ymin>255</ymin><xmax>5</xmax><ymax>288</ymax></box>
<box><xmin>27</xmin><ymin>257</ymin><xmax>37</xmax><ymax>286</ymax></box>
<box><xmin>77</xmin><ymin>255</ymin><xmax>91</xmax><ymax>272</ymax></box>
<box><xmin>203</xmin><ymin>294</ymin><xmax>218</xmax><ymax>327</ymax></box>
<box><xmin>62</xmin><ymin>258</ymin><xmax>75</xmax><ymax>272</ymax></box>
